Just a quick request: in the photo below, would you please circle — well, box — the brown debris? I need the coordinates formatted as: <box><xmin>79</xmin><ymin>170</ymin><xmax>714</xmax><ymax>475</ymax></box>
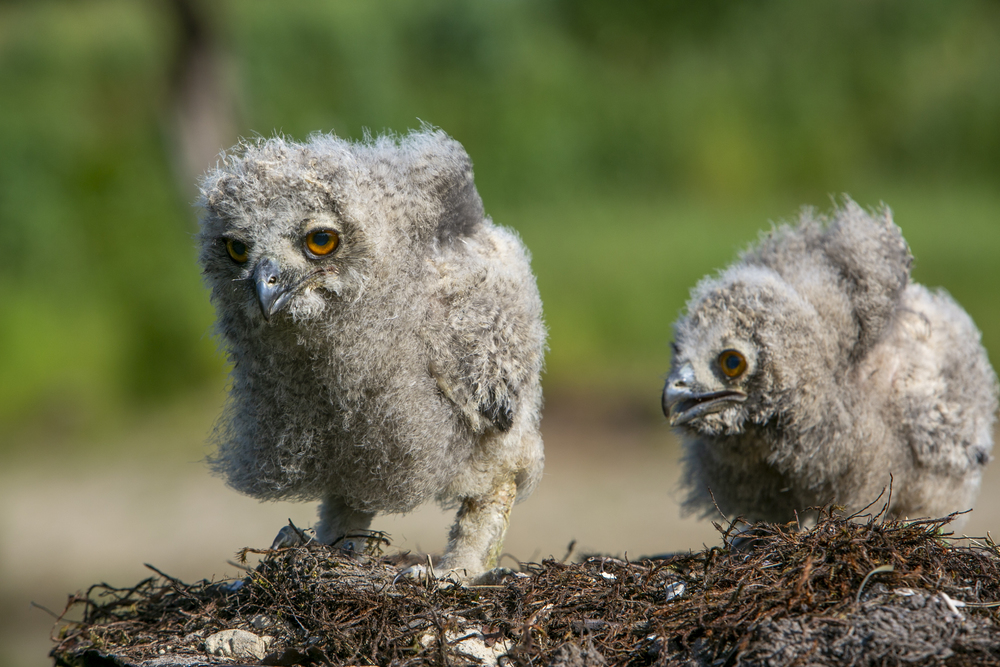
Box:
<box><xmin>50</xmin><ymin>509</ymin><xmax>1000</xmax><ymax>666</ymax></box>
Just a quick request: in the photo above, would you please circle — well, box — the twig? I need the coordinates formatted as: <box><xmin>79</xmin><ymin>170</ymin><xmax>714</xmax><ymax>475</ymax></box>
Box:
<box><xmin>708</xmin><ymin>487</ymin><xmax>730</xmax><ymax>524</ymax></box>
<box><xmin>846</xmin><ymin>485</ymin><xmax>887</xmax><ymax>521</ymax></box>
<box><xmin>30</xmin><ymin>601</ymin><xmax>62</xmax><ymax>619</ymax></box>
<box><xmin>561</xmin><ymin>540</ymin><xmax>577</xmax><ymax>564</ymax></box>
<box><xmin>143</xmin><ymin>563</ymin><xmax>188</xmax><ymax>587</ymax></box>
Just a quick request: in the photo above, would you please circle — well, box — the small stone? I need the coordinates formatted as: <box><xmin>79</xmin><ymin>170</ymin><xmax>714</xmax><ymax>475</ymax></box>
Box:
<box><xmin>250</xmin><ymin>614</ymin><xmax>274</xmax><ymax>631</ymax></box>
<box><xmin>549</xmin><ymin>642</ymin><xmax>608</xmax><ymax>667</ymax></box>
<box><xmin>204</xmin><ymin>628</ymin><xmax>272</xmax><ymax>661</ymax></box>
<box><xmin>418</xmin><ymin>627</ymin><xmax>512</xmax><ymax>667</ymax></box>
<box><xmin>664</xmin><ymin>581</ymin><xmax>686</xmax><ymax>601</ymax></box>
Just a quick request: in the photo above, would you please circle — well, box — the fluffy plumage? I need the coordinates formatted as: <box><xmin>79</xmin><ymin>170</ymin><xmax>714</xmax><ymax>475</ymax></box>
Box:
<box><xmin>663</xmin><ymin>200</ymin><xmax>997</xmax><ymax>528</ymax></box>
<box><xmin>198</xmin><ymin>128</ymin><xmax>546</xmax><ymax>578</ymax></box>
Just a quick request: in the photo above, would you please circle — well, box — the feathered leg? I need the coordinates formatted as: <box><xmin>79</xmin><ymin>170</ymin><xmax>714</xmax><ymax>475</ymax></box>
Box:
<box><xmin>316</xmin><ymin>495</ymin><xmax>376</xmax><ymax>552</ymax></box>
<box><xmin>439</xmin><ymin>473</ymin><xmax>517</xmax><ymax>578</ymax></box>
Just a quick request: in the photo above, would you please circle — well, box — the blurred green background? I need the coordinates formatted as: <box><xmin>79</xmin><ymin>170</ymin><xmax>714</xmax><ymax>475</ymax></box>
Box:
<box><xmin>2</xmin><ymin>0</ymin><xmax>999</xmax><ymax>443</ymax></box>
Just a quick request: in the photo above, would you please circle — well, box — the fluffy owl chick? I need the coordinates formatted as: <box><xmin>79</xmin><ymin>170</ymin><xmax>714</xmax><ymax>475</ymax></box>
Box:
<box><xmin>663</xmin><ymin>200</ymin><xmax>997</xmax><ymax>529</ymax></box>
<box><xmin>198</xmin><ymin>128</ymin><xmax>546</xmax><ymax>579</ymax></box>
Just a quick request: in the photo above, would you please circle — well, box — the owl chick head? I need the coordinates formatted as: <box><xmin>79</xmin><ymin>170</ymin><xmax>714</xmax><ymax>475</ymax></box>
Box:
<box><xmin>197</xmin><ymin>128</ymin><xmax>484</xmax><ymax>328</ymax></box>
<box><xmin>663</xmin><ymin>264</ymin><xmax>829</xmax><ymax>436</ymax></box>
<box><xmin>663</xmin><ymin>200</ymin><xmax>913</xmax><ymax>438</ymax></box>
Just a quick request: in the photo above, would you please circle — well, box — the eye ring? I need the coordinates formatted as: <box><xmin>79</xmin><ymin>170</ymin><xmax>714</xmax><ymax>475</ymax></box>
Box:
<box><xmin>718</xmin><ymin>349</ymin><xmax>747</xmax><ymax>378</ymax></box>
<box><xmin>225</xmin><ymin>238</ymin><xmax>249</xmax><ymax>263</ymax></box>
<box><xmin>305</xmin><ymin>229</ymin><xmax>340</xmax><ymax>257</ymax></box>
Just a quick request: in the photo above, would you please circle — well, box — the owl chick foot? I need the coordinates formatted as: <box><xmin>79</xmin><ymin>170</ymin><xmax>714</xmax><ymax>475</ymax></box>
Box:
<box><xmin>330</xmin><ymin>532</ymin><xmax>380</xmax><ymax>555</ymax></box>
<box><xmin>394</xmin><ymin>561</ymin><xmax>455</xmax><ymax>587</ymax></box>
<box><xmin>269</xmin><ymin>519</ymin><xmax>376</xmax><ymax>555</ymax></box>
<box><xmin>270</xmin><ymin>522</ymin><xmax>313</xmax><ymax>549</ymax></box>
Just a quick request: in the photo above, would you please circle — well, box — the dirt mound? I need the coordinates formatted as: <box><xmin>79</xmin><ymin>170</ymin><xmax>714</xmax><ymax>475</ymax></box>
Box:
<box><xmin>50</xmin><ymin>509</ymin><xmax>1000</xmax><ymax>666</ymax></box>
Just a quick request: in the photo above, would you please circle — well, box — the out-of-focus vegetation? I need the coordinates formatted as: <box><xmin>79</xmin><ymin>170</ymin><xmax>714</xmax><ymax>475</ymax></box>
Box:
<box><xmin>2</xmin><ymin>0</ymin><xmax>999</xmax><ymax>444</ymax></box>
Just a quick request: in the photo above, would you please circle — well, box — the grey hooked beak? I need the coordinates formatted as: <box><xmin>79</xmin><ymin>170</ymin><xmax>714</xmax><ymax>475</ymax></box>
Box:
<box><xmin>253</xmin><ymin>257</ymin><xmax>294</xmax><ymax>320</ymax></box>
<box><xmin>663</xmin><ymin>362</ymin><xmax>747</xmax><ymax>426</ymax></box>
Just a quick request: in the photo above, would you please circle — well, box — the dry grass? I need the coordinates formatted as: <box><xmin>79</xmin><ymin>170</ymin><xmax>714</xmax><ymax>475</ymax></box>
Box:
<box><xmin>50</xmin><ymin>505</ymin><xmax>1000</xmax><ymax>667</ymax></box>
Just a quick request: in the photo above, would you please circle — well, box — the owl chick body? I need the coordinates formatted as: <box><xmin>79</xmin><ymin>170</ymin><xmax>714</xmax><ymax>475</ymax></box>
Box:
<box><xmin>663</xmin><ymin>201</ymin><xmax>996</xmax><ymax>528</ymax></box>
<box><xmin>198</xmin><ymin>129</ymin><xmax>545</xmax><ymax>577</ymax></box>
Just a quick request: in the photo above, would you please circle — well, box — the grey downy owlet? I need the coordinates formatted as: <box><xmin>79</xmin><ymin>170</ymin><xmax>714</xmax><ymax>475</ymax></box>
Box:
<box><xmin>198</xmin><ymin>128</ymin><xmax>546</xmax><ymax>580</ymax></box>
<box><xmin>663</xmin><ymin>200</ymin><xmax>996</xmax><ymax>530</ymax></box>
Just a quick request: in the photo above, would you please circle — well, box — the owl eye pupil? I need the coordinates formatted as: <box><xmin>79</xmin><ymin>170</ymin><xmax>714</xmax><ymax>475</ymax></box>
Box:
<box><xmin>226</xmin><ymin>238</ymin><xmax>249</xmax><ymax>263</ymax></box>
<box><xmin>719</xmin><ymin>349</ymin><xmax>747</xmax><ymax>378</ymax></box>
<box><xmin>306</xmin><ymin>229</ymin><xmax>340</xmax><ymax>256</ymax></box>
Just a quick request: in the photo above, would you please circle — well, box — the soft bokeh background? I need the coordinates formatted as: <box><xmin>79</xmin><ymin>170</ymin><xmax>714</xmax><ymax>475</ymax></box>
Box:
<box><xmin>3</xmin><ymin>2</ymin><xmax>1000</xmax><ymax>665</ymax></box>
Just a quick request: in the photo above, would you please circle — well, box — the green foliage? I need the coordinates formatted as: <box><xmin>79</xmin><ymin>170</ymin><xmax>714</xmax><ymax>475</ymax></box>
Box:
<box><xmin>230</xmin><ymin>0</ymin><xmax>1000</xmax><ymax>199</ymax></box>
<box><xmin>1</xmin><ymin>0</ymin><xmax>998</xmax><ymax>440</ymax></box>
<box><xmin>0</xmin><ymin>1</ymin><xmax>219</xmax><ymax>430</ymax></box>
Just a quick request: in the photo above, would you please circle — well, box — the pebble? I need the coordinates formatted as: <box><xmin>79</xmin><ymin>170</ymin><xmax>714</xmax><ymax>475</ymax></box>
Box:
<box><xmin>204</xmin><ymin>628</ymin><xmax>272</xmax><ymax>661</ymax></box>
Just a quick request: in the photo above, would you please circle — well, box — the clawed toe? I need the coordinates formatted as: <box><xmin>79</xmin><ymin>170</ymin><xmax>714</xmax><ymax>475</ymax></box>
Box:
<box><xmin>271</xmin><ymin>522</ymin><xmax>385</xmax><ymax>554</ymax></box>
<box><xmin>331</xmin><ymin>534</ymin><xmax>370</xmax><ymax>554</ymax></box>
<box><xmin>394</xmin><ymin>562</ymin><xmax>458</xmax><ymax>586</ymax></box>
<box><xmin>270</xmin><ymin>523</ymin><xmax>311</xmax><ymax>549</ymax></box>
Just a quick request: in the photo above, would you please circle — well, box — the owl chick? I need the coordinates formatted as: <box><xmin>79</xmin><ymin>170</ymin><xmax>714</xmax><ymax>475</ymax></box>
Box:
<box><xmin>663</xmin><ymin>200</ymin><xmax>997</xmax><ymax>528</ymax></box>
<box><xmin>198</xmin><ymin>128</ymin><xmax>546</xmax><ymax>579</ymax></box>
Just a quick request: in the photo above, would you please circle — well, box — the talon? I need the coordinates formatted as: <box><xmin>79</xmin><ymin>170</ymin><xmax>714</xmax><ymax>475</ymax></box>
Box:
<box><xmin>270</xmin><ymin>524</ymin><xmax>309</xmax><ymax>549</ymax></box>
<box><xmin>332</xmin><ymin>532</ymin><xmax>377</xmax><ymax>556</ymax></box>
<box><xmin>394</xmin><ymin>562</ymin><xmax>465</xmax><ymax>587</ymax></box>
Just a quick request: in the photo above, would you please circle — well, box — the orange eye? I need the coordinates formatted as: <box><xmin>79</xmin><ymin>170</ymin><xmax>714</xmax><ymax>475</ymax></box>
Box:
<box><xmin>226</xmin><ymin>238</ymin><xmax>249</xmax><ymax>263</ymax></box>
<box><xmin>718</xmin><ymin>349</ymin><xmax>747</xmax><ymax>378</ymax></box>
<box><xmin>305</xmin><ymin>229</ymin><xmax>340</xmax><ymax>256</ymax></box>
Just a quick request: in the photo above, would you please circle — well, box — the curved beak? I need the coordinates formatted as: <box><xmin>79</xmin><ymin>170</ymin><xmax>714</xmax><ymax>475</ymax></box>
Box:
<box><xmin>663</xmin><ymin>362</ymin><xmax>746</xmax><ymax>426</ymax></box>
<box><xmin>253</xmin><ymin>257</ymin><xmax>294</xmax><ymax>320</ymax></box>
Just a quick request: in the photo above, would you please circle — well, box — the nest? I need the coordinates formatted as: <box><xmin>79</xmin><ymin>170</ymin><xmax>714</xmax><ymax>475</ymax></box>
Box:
<box><xmin>50</xmin><ymin>508</ymin><xmax>1000</xmax><ymax>667</ymax></box>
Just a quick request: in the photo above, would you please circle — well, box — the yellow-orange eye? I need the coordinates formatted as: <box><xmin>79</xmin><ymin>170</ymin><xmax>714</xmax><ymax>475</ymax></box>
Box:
<box><xmin>718</xmin><ymin>349</ymin><xmax>747</xmax><ymax>378</ymax></box>
<box><xmin>305</xmin><ymin>229</ymin><xmax>340</xmax><ymax>256</ymax></box>
<box><xmin>226</xmin><ymin>238</ymin><xmax>249</xmax><ymax>263</ymax></box>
